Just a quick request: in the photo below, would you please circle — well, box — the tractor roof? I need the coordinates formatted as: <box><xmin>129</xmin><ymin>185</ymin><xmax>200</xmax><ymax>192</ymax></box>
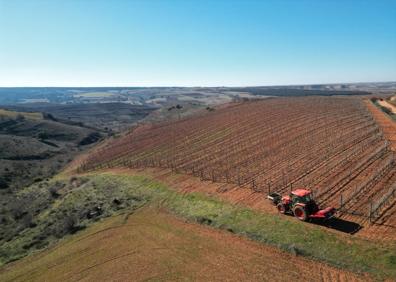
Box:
<box><xmin>291</xmin><ymin>189</ymin><xmax>311</xmax><ymax>197</ymax></box>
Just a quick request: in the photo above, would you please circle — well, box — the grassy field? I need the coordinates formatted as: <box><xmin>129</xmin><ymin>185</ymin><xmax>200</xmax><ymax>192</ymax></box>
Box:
<box><xmin>1</xmin><ymin>172</ymin><xmax>395</xmax><ymax>280</ymax></box>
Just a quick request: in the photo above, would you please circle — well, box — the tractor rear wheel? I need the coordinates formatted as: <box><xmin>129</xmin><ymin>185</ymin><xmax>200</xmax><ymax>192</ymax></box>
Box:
<box><xmin>293</xmin><ymin>206</ymin><xmax>308</xmax><ymax>221</ymax></box>
<box><xmin>277</xmin><ymin>203</ymin><xmax>286</xmax><ymax>214</ymax></box>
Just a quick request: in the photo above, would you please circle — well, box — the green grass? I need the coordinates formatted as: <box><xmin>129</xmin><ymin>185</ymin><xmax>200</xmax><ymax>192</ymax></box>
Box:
<box><xmin>1</xmin><ymin>172</ymin><xmax>395</xmax><ymax>280</ymax></box>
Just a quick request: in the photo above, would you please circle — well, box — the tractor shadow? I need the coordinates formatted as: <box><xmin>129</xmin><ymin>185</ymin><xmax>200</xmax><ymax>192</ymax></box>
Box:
<box><xmin>281</xmin><ymin>213</ymin><xmax>363</xmax><ymax>234</ymax></box>
<box><xmin>310</xmin><ymin>218</ymin><xmax>362</xmax><ymax>234</ymax></box>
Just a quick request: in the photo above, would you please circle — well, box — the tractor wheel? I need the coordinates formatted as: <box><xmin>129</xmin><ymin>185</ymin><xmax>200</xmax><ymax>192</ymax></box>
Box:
<box><xmin>277</xmin><ymin>203</ymin><xmax>286</xmax><ymax>214</ymax></box>
<box><xmin>293</xmin><ymin>206</ymin><xmax>308</xmax><ymax>221</ymax></box>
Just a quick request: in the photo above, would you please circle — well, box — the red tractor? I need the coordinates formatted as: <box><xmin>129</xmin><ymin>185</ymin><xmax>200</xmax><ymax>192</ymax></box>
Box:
<box><xmin>267</xmin><ymin>189</ymin><xmax>336</xmax><ymax>221</ymax></box>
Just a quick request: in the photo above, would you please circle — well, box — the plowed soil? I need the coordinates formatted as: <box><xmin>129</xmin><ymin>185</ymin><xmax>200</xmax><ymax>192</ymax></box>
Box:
<box><xmin>78</xmin><ymin>97</ymin><xmax>396</xmax><ymax>238</ymax></box>
<box><xmin>361</xmin><ymin>100</ymin><xmax>396</xmax><ymax>240</ymax></box>
<box><xmin>0</xmin><ymin>207</ymin><xmax>369</xmax><ymax>282</ymax></box>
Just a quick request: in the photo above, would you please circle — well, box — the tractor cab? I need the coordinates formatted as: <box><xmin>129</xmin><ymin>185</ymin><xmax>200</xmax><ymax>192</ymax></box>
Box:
<box><xmin>290</xmin><ymin>189</ymin><xmax>319</xmax><ymax>214</ymax></box>
<box><xmin>290</xmin><ymin>189</ymin><xmax>313</xmax><ymax>205</ymax></box>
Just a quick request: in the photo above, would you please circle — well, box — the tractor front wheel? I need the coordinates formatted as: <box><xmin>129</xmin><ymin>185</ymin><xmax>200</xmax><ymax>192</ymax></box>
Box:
<box><xmin>277</xmin><ymin>203</ymin><xmax>286</xmax><ymax>214</ymax></box>
<box><xmin>293</xmin><ymin>206</ymin><xmax>308</xmax><ymax>221</ymax></box>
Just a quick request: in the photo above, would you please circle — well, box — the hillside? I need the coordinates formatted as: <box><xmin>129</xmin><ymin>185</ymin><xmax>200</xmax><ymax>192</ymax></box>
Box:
<box><xmin>0</xmin><ymin>108</ymin><xmax>101</xmax><ymax>191</ymax></box>
<box><xmin>0</xmin><ymin>207</ymin><xmax>367</xmax><ymax>282</ymax></box>
<box><xmin>79</xmin><ymin>96</ymin><xmax>396</xmax><ymax>237</ymax></box>
<box><xmin>5</xmin><ymin>103</ymin><xmax>155</xmax><ymax>133</ymax></box>
<box><xmin>0</xmin><ymin>173</ymin><xmax>394</xmax><ymax>280</ymax></box>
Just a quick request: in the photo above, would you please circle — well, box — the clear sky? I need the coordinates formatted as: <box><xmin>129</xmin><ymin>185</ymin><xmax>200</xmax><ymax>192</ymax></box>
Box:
<box><xmin>0</xmin><ymin>0</ymin><xmax>395</xmax><ymax>87</ymax></box>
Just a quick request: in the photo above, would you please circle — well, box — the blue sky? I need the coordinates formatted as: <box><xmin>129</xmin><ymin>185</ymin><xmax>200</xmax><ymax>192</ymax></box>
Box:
<box><xmin>0</xmin><ymin>0</ymin><xmax>395</xmax><ymax>86</ymax></box>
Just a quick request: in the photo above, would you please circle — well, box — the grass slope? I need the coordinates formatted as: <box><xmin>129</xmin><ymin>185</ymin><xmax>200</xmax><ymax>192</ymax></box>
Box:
<box><xmin>0</xmin><ymin>207</ymin><xmax>365</xmax><ymax>282</ymax></box>
<box><xmin>0</xmin><ymin>173</ymin><xmax>395</xmax><ymax>279</ymax></box>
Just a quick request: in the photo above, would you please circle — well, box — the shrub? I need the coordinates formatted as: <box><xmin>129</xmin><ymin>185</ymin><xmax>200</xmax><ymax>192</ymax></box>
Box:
<box><xmin>49</xmin><ymin>186</ymin><xmax>60</xmax><ymax>198</ymax></box>
<box><xmin>38</xmin><ymin>132</ymin><xmax>49</xmax><ymax>139</ymax></box>
<box><xmin>0</xmin><ymin>178</ymin><xmax>9</xmax><ymax>189</ymax></box>
<box><xmin>78</xmin><ymin>132</ymin><xmax>101</xmax><ymax>146</ymax></box>
<box><xmin>62</xmin><ymin>215</ymin><xmax>85</xmax><ymax>235</ymax></box>
<box><xmin>15</xmin><ymin>114</ymin><xmax>25</xmax><ymax>121</ymax></box>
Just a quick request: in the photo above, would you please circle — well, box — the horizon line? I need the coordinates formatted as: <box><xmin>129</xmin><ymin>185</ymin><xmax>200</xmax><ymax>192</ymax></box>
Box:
<box><xmin>0</xmin><ymin>80</ymin><xmax>395</xmax><ymax>88</ymax></box>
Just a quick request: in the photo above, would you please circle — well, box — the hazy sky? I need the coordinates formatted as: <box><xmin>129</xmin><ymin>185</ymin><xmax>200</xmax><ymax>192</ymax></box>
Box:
<box><xmin>0</xmin><ymin>0</ymin><xmax>395</xmax><ymax>87</ymax></box>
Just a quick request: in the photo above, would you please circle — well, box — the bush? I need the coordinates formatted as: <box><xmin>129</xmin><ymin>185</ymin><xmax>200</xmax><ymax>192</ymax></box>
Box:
<box><xmin>0</xmin><ymin>178</ymin><xmax>9</xmax><ymax>189</ymax></box>
<box><xmin>49</xmin><ymin>186</ymin><xmax>60</xmax><ymax>198</ymax></box>
<box><xmin>64</xmin><ymin>215</ymin><xmax>78</xmax><ymax>232</ymax></box>
<box><xmin>38</xmin><ymin>132</ymin><xmax>49</xmax><ymax>139</ymax></box>
<box><xmin>78</xmin><ymin>132</ymin><xmax>101</xmax><ymax>146</ymax></box>
<box><xmin>15</xmin><ymin>114</ymin><xmax>25</xmax><ymax>121</ymax></box>
<box><xmin>63</xmin><ymin>215</ymin><xmax>85</xmax><ymax>234</ymax></box>
<box><xmin>42</xmin><ymin>113</ymin><xmax>57</xmax><ymax>121</ymax></box>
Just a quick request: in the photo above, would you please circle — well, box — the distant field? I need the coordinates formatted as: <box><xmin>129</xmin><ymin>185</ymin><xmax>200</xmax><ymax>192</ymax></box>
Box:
<box><xmin>73</xmin><ymin>92</ymin><xmax>116</xmax><ymax>98</ymax></box>
<box><xmin>0</xmin><ymin>109</ymin><xmax>43</xmax><ymax>120</ymax></box>
<box><xmin>0</xmin><ymin>85</ymin><xmax>378</xmax><ymax>105</ymax></box>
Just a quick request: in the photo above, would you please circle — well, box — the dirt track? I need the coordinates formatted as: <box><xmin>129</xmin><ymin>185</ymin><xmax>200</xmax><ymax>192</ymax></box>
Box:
<box><xmin>0</xmin><ymin>207</ymin><xmax>368</xmax><ymax>282</ymax></box>
<box><xmin>366</xmin><ymin>100</ymin><xmax>396</xmax><ymax>151</ymax></box>
<box><xmin>378</xmin><ymin>99</ymin><xmax>396</xmax><ymax>115</ymax></box>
